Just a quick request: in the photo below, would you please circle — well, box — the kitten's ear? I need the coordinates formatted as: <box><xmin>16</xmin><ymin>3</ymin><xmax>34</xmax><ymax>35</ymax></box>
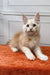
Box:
<box><xmin>22</xmin><ymin>15</ymin><xmax>28</xmax><ymax>24</ymax></box>
<box><xmin>34</xmin><ymin>13</ymin><xmax>40</xmax><ymax>24</ymax></box>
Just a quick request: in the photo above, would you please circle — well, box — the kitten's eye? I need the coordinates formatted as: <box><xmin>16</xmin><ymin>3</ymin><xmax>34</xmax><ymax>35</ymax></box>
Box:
<box><xmin>33</xmin><ymin>24</ymin><xmax>36</xmax><ymax>27</ymax></box>
<box><xmin>26</xmin><ymin>24</ymin><xmax>29</xmax><ymax>27</ymax></box>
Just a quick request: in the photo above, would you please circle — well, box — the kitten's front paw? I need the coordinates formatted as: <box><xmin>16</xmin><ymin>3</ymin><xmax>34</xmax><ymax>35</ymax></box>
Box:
<box><xmin>26</xmin><ymin>53</ymin><xmax>35</xmax><ymax>60</ymax></box>
<box><xmin>11</xmin><ymin>47</ymin><xmax>18</xmax><ymax>52</ymax></box>
<box><xmin>38</xmin><ymin>54</ymin><xmax>48</xmax><ymax>61</ymax></box>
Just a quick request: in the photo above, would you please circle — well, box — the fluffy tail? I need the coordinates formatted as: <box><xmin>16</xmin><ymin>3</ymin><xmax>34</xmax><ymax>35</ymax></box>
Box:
<box><xmin>6</xmin><ymin>40</ymin><xmax>11</xmax><ymax>45</ymax></box>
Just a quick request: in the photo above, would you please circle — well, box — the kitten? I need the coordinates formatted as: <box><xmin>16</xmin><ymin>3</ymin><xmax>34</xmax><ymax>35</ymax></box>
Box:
<box><xmin>7</xmin><ymin>13</ymin><xmax>48</xmax><ymax>61</ymax></box>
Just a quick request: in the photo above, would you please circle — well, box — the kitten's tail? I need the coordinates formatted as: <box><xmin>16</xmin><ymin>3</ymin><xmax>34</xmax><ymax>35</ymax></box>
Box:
<box><xmin>6</xmin><ymin>40</ymin><xmax>11</xmax><ymax>45</ymax></box>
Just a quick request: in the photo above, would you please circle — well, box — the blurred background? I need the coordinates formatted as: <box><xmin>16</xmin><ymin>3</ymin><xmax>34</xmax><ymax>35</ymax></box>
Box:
<box><xmin>0</xmin><ymin>0</ymin><xmax>50</xmax><ymax>46</ymax></box>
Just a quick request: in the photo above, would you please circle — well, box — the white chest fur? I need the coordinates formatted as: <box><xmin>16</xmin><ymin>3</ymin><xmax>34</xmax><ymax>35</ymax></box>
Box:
<box><xmin>29</xmin><ymin>38</ymin><xmax>36</xmax><ymax>48</ymax></box>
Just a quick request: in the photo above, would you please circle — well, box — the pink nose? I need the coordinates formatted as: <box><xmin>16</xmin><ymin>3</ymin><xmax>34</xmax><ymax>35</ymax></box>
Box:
<box><xmin>30</xmin><ymin>28</ymin><xmax>32</xmax><ymax>31</ymax></box>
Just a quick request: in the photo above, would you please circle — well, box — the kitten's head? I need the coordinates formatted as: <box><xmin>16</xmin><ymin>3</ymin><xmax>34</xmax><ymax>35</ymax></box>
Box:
<box><xmin>22</xmin><ymin>13</ymin><xmax>40</xmax><ymax>36</ymax></box>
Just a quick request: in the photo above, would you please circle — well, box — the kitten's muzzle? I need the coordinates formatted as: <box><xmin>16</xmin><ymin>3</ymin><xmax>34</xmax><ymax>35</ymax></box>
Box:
<box><xmin>28</xmin><ymin>30</ymin><xmax>34</xmax><ymax>32</ymax></box>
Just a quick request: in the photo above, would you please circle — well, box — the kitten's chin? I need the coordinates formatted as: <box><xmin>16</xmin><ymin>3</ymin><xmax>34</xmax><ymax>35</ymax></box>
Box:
<box><xmin>26</xmin><ymin>31</ymin><xmax>35</xmax><ymax>36</ymax></box>
<box><xmin>24</xmin><ymin>30</ymin><xmax>39</xmax><ymax>36</ymax></box>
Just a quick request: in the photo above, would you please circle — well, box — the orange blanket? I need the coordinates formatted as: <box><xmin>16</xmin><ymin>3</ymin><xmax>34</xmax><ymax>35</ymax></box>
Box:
<box><xmin>0</xmin><ymin>45</ymin><xmax>50</xmax><ymax>75</ymax></box>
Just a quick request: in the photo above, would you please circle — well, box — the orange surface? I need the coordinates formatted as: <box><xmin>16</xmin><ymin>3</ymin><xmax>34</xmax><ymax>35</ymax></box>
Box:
<box><xmin>0</xmin><ymin>45</ymin><xmax>50</xmax><ymax>75</ymax></box>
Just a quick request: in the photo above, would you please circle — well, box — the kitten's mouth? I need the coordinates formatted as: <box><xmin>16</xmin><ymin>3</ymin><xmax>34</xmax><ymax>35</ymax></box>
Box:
<box><xmin>28</xmin><ymin>31</ymin><xmax>34</xmax><ymax>33</ymax></box>
<box><xmin>26</xmin><ymin>30</ymin><xmax>37</xmax><ymax>36</ymax></box>
<box><xmin>27</xmin><ymin>31</ymin><xmax>35</xmax><ymax>35</ymax></box>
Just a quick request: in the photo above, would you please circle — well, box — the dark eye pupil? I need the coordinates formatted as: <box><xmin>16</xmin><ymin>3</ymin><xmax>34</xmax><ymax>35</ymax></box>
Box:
<box><xmin>27</xmin><ymin>24</ymin><xmax>29</xmax><ymax>27</ymax></box>
<box><xmin>33</xmin><ymin>24</ymin><xmax>36</xmax><ymax>27</ymax></box>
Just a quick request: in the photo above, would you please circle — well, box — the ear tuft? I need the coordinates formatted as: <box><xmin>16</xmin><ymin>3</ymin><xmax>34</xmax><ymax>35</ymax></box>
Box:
<box><xmin>35</xmin><ymin>13</ymin><xmax>40</xmax><ymax>24</ymax></box>
<box><xmin>22</xmin><ymin>14</ymin><xmax>28</xmax><ymax>24</ymax></box>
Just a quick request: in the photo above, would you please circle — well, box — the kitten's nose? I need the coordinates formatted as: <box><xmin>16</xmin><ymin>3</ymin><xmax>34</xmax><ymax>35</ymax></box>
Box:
<box><xmin>30</xmin><ymin>28</ymin><xmax>32</xmax><ymax>31</ymax></box>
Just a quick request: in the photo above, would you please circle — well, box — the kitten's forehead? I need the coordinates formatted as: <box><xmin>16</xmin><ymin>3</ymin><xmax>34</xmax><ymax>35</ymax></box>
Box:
<box><xmin>27</xmin><ymin>18</ymin><xmax>36</xmax><ymax>24</ymax></box>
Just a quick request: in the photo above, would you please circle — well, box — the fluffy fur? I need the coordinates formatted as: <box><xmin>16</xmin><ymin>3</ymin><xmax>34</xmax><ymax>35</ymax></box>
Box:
<box><xmin>7</xmin><ymin>13</ymin><xmax>48</xmax><ymax>61</ymax></box>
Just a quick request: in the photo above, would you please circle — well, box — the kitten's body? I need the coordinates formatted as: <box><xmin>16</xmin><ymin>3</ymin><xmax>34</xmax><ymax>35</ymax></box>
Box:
<box><xmin>7</xmin><ymin>13</ymin><xmax>48</xmax><ymax>61</ymax></box>
<box><xmin>9</xmin><ymin>31</ymin><xmax>40</xmax><ymax>50</ymax></box>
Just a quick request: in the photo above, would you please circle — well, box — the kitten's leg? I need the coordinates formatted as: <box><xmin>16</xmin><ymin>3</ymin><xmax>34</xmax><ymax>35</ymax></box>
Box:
<box><xmin>34</xmin><ymin>47</ymin><xmax>48</xmax><ymax>61</ymax></box>
<box><xmin>21</xmin><ymin>47</ymin><xmax>35</xmax><ymax>60</ymax></box>
<box><xmin>11</xmin><ymin>47</ymin><xmax>18</xmax><ymax>52</ymax></box>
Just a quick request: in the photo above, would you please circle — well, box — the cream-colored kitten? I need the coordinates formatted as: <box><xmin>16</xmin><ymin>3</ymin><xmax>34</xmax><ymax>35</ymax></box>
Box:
<box><xmin>7</xmin><ymin>13</ymin><xmax>48</xmax><ymax>61</ymax></box>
